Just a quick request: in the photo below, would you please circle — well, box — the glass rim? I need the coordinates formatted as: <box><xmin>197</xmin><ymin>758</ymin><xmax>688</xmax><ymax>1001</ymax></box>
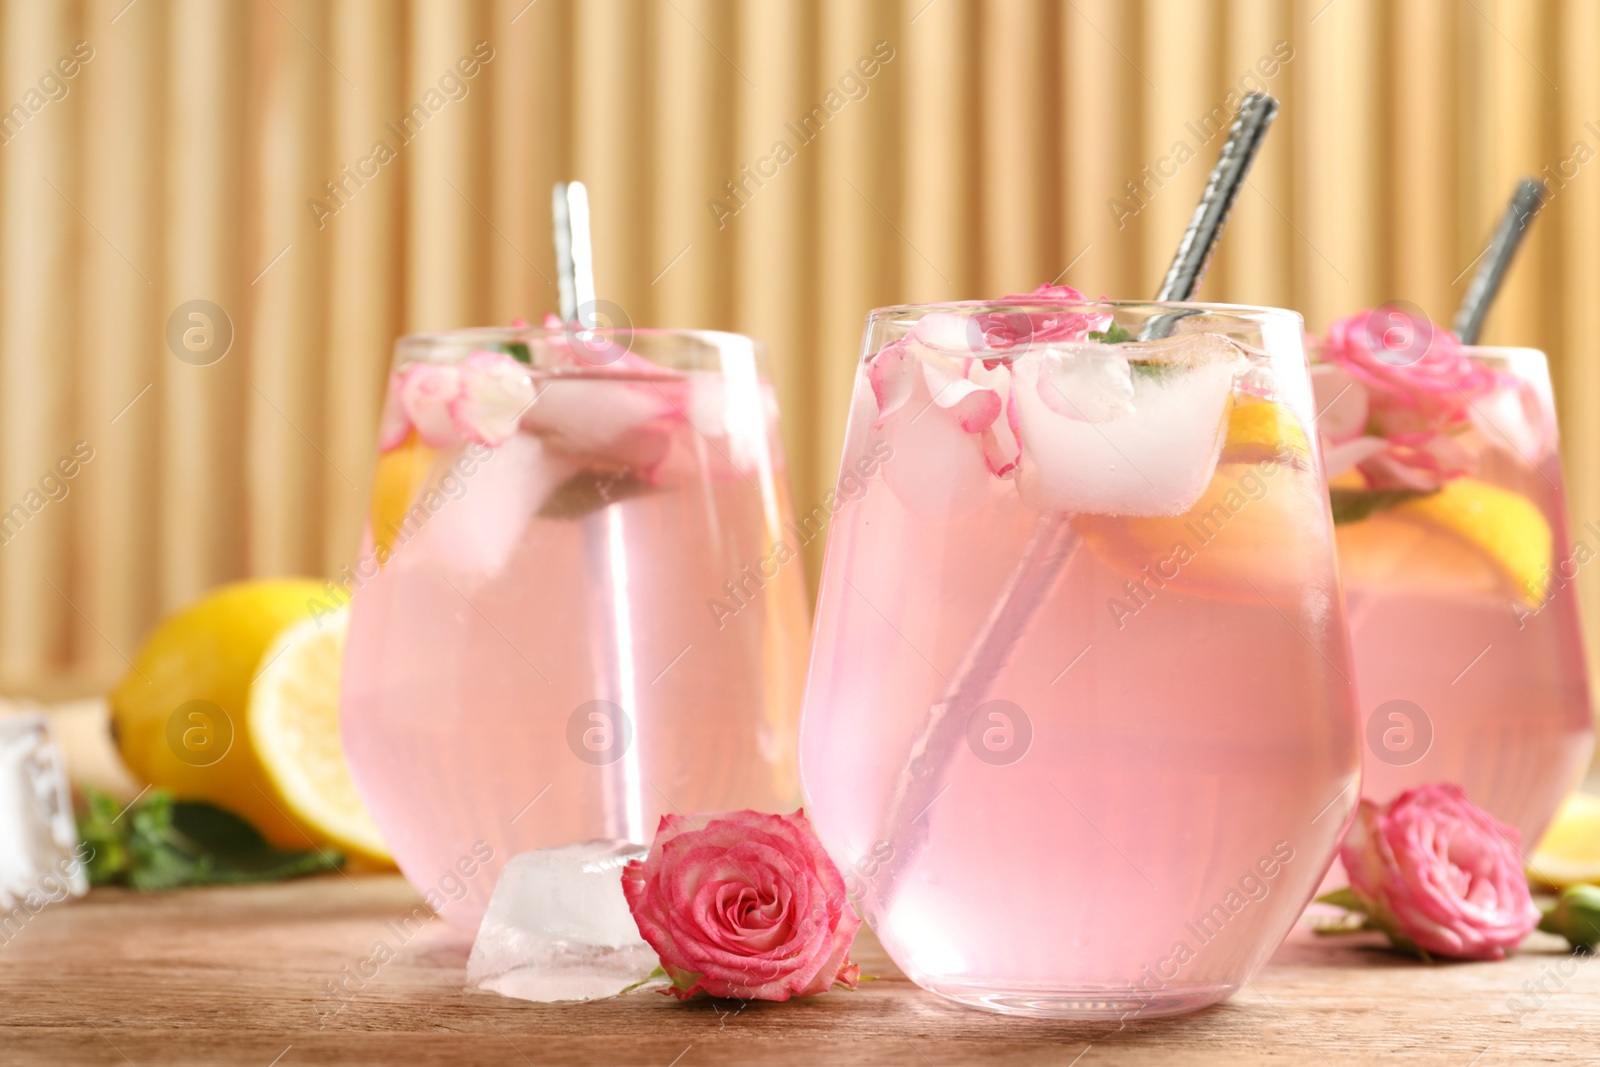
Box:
<box><xmin>866</xmin><ymin>298</ymin><xmax>1305</xmax><ymax>325</ymax></box>
<box><xmin>1305</xmin><ymin>337</ymin><xmax>1549</xmax><ymax>371</ymax></box>
<box><xmin>396</xmin><ymin>324</ymin><xmax>764</xmax><ymax>351</ymax></box>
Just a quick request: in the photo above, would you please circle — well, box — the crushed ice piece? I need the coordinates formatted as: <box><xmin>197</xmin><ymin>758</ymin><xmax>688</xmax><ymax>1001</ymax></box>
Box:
<box><xmin>467</xmin><ymin>841</ymin><xmax>660</xmax><ymax>1003</ymax></box>
<box><xmin>0</xmin><ymin>713</ymin><xmax>88</xmax><ymax>915</ymax></box>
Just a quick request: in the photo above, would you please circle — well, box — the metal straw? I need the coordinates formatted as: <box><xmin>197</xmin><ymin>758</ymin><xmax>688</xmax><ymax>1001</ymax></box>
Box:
<box><xmin>552</xmin><ymin>181</ymin><xmax>596</xmax><ymax>324</ymax></box>
<box><xmin>868</xmin><ymin>93</ymin><xmax>1282</xmax><ymax>913</ymax></box>
<box><xmin>1143</xmin><ymin>91</ymin><xmax>1279</xmax><ymax>339</ymax></box>
<box><xmin>1453</xmin><ymin>177</ymin><xmax>1546</xmax><ymax>344</ymax></box>
<box><xmin>552</xmin><ymin>180</ymin><xmax>645</xmax><ymax>846</ymax></box>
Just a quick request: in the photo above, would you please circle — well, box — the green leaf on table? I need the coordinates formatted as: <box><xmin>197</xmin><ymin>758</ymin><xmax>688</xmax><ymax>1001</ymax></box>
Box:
<box><xmin>75</xmin><ymin>786</ymin><xmax>343</xmax><ymax>890</ymax></box>
<box><xmin>1329</xmin><ymin>487</ymin><xmax>1436</xmax><ymax>526</ymax></box>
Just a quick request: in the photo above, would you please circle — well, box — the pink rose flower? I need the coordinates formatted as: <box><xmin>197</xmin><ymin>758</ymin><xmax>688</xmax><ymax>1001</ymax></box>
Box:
<box><xmin>622</xmin><ymin>809</ymin><xmax>862</xmax><ymax>1001</ymax></box>
<box><xmin>979</xmin><ymin>282</ymin><xmax>1109</xmax><ymax>349</ymax></box>
<box><xmin>1340</xmin><ymin>784</ymin><xmax>1539</xmax><ymax>961</ymax></box>
<box><xmin>1313</xmin><ymin>309</ymin><xmax>1506</xmax><ymax>491</ymax></box>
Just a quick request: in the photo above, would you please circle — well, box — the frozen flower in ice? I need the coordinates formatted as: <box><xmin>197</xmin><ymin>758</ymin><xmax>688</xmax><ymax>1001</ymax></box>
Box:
<box><xmin>384</xmin><ymin>352</ymin><xmax>535</xmax><ymax>450</ymax></box>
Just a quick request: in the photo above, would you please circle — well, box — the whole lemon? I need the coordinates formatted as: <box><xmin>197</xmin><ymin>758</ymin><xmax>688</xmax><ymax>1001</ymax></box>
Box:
<box><xmin>110</xmin><ymin>579</ymin><xmax>337</xmax><ymax>851</ymax></box>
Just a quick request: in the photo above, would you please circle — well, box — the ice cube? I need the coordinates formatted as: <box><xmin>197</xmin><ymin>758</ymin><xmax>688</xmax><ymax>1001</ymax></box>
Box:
<box><xmin>1012</xmin><ymin>333</ymin><xmax>1246</xmax><ymax>516</ymax></box>
<box><xmin>1033</xmin><ymin>343</ymin><xmax>1136</xmax><ymax>423</ymax></box>
<box><xmin>407</xmin><ymin>434</ymin><xmax>576</xmax><ymax>579</ymax></box>
<box><xmin>0</xmin><ymin>714</ymin><xmax>88</xmax><ymax>915</ymax></box>
<box><xmin>467</xmin><ymin>841</ymin><xmax>660</xmax><ymax>1003</ymax></box>
<box><xmin>1470</xmin><ymin>378</ymin><xmax>1550</xmax><ymax>464</ymax></box>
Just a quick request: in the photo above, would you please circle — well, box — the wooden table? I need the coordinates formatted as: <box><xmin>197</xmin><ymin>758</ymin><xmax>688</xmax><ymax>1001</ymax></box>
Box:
<box><xmin>1</xmin><ymin>874</ymin><xmax>1594</xmax><ymax>1065</ymax></box>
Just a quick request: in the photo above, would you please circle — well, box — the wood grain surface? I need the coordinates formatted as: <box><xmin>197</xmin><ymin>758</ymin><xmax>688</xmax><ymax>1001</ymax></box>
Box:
<box><xmin>0</xmin><ymin>874</ymin><xmax>1594</xmax><ymax>1066</ymax></box>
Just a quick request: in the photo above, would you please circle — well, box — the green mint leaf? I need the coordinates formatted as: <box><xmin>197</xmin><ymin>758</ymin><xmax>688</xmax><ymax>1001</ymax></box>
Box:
<box><xmin>538</xmin><ymin>470</ymin><xmax>660</xmax><ymax>520</ymax></box>
<box><xmin>76</xmin><ymin>786</ymin><xmax>342</xmax><ymax>889</ymax></box>
<box><xmin>1088</xmin><ymin>322</ymin><xmax>1133</xmax><ymax>344</ymax></box>
<box><xmin>168</xmin><ymin>802</ymin><xmax>342</xmax><ymax>885</ymax></box>
<box><xmin>488</xmin><ymin>341</ymin><xmax>533</xmax><ymax>364</ymax></box>
<box><xmin>1127</xmin><ymin>359</ymin><xmax>1178</xmax><ymax>381</ymax></box>
<box><xmin>1329</xmin><ymin>488</ymin><xmax>1436</xmax><ymax>525</ymax></box>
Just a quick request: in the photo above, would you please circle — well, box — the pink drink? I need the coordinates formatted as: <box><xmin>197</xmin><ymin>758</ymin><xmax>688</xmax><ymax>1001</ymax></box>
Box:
<box><xmin>341</xmin><ymin>328</ymin><xmax>809</xmax><ymax>929</ymax></box>
<box><xmin>801</xmin><ymin>300</ymin><xmax>1361</xmax><ymax>1018</ymax></box>
<box><xmin>1314</xmin><ymin>337</ymin><xmax>1593</xmax><ymax>845</ymax></box>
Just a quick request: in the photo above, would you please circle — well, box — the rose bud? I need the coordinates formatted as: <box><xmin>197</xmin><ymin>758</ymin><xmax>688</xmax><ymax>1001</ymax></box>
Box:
<box><xmin>1336</xmin><ymin>784</ymin><xmax>1540</xmax><ymax>960</ymax></box>
<box><xmin>621</xmin><ymin>809</ymin><xmax>862</xmax><ymax>1001</ymax></box>
<box><xmin>1539</xmin><ymin>884</ymin><xmax>1600</xmax><ymax>952</ymax></box>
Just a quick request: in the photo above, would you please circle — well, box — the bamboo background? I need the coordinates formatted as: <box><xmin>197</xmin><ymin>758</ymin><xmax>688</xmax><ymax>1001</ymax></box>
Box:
<box><xmin>1</xmin><ymin>0</ymin><xmax>1598</xmax><ymax>698</ymax></box>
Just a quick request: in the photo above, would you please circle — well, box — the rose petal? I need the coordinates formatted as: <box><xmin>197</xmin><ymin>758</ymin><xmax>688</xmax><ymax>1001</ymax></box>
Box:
<box><xmin>1321</xmin><ymin>435</ymin><xmax>1388</xmax><ymax>480</ymax></box>
<box><xmin>521</xmin><ymin>376</ymin><xmax>678</xmax><ymax>476</ymax></box>
<box><xmin>867</xmin><ymin>341</ymin><xmax>916</xmax><ymax>422</ymax></box>
<box><xmin>377</xmin><ymin>372</ymin><xmax>412</xmax><ymax>451</ymax></box>
<box><xmin>1311</xmin><ymin>364</ymin><xmax>1369</xmax><ymax>443</ymax></box>
<box><xmin>398</xmin><ymin>362</ymin><xmax>465</xmax><ymax>446</ymax></box>
<box><xmin>920</xmin><ymin>353</ymin><xmax>1001</xmax><ymax>433</ymax></box>
<box><xmin>911</xmin><ymin>313</ymin><xmax>976</xmax><ymax>354</ymax></box>
<box><xmin>451</xmin><ymin>350</ymin><xmax>536</xmax><ymax>446</ymax></box>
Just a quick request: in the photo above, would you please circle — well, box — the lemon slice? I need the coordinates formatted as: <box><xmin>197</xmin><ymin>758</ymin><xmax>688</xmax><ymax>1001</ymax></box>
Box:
<box><xmin>1221</xmin><ymin>398</ymin><xmax>1312</xmax><ymax>468</ymax></box>
<box><xmin>1392</xmin><ymin>478</ymin><xmax>1551</xmax><ymax>604</ymax></box>
<box><xmin>249</xmin><ymin>610</ymin><xmax>391</xmax><ymax>862</ymax></box>
<box><xmin>1075</xmin><ymin>399</ymin><xmax>1324</xmax><ymax>601</ymax></box>
<box><xmin>1530</xmin><ymin>791</ymin><xmax>1600</xmax><ymax>888</ymax></box>
<box><xmin>370</xmin><ymin>430</ymin><xmax>439</xmax><ymax>561</ymax></box>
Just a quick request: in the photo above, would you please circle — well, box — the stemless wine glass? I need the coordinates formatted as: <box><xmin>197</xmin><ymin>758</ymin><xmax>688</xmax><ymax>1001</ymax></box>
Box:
<box><xmin>801</xmin><ymin>300</ymin><xmax>1361</xmax><ymax>1018</ymax></box>
<box><xmin>1311</xmin><ymin>320</ymin><xmax>1594</xmax><ymax>845</ymax></box>
<box><xmin>340</xmin><ymin>324</ymin><xmax>810</xmax><ymax>929</ymax></box>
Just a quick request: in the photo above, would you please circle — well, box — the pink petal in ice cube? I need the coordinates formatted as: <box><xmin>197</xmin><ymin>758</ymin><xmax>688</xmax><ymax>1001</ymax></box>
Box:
<box><xmin>910</xmin><ymin>313</ymin><xmax>975</xmax><ymax>354</ymax></box>
<box><xmin>1321</xmin><ymin>435</ymin><xmax>1388</xmax><ymax>480</ymax></box>
<box><xmin>1311</xmin><ymin>363</ymin><xmax>1369</xmax><ymax>444</ymax></box>
<box><xmin>451</xmin><ymin>351</ymin><xmax>537</xmax><ymax>447</ymax></box>
<box><xmin>522</xmin><ymin>376</ymin><xmax>679</xmax><ymax>477</ymax></box>
<box><xmin>867</xmin><ymin>340</ymin><xmax>916</xmax><ymax>423</ymax></box>
<box><xmin>921</xmin><ymin>354</ymin><xmax>1001</xmax><ymax>433</ymax></box>
<box><xmin>377</xmin><ymin>371</ymin><xmax>412</xmax><ymax>452</ymax></box>
<box><xmin>399</xmin><ymin>362</ymin><xmax>465</xmax><ymax>447</ymax></box>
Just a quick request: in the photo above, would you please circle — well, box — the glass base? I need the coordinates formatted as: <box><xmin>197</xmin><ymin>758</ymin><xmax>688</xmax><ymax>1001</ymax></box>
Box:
<box><xmin>923</xmin><ymin>981</ymin><xmax>1238</xmax><ymax>1020</ymax></box>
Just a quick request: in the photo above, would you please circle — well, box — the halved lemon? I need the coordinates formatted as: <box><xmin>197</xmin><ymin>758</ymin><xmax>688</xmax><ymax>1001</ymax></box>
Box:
<box><xmin>1530</xmin><ymin>791</ymin><xmax>1600</xmax><ymax>888</ymax></box>
<box><xmin>111</xmin><ymin>579</ymin><xmax>327</xmax><ymax>848</ymax></box>
<box><xmin>249</xmin><ymin>609</ymin><xmax>391</xmax><ymax>863</ymax></box>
